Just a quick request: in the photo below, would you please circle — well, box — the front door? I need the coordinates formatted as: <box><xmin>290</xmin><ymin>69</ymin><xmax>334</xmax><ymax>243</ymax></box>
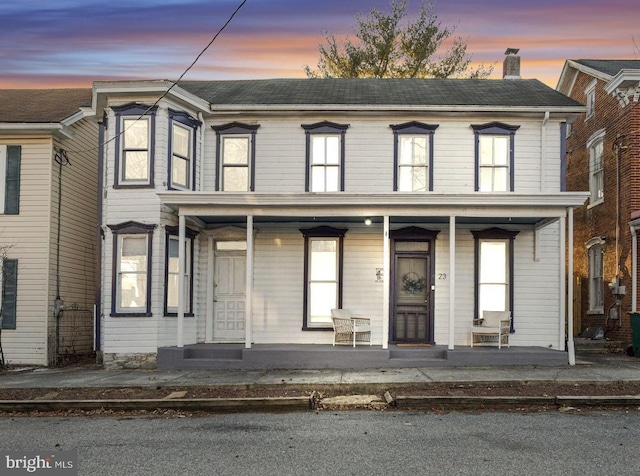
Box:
<box><xmin>390</xmin><ymin>229</ymin><xmax>438</xmax><ymax>343</ymax></box>
<box><xmin>213</xmin><ymin>252</ymin><xmax>246</xmax><ymax>341</ymax></box>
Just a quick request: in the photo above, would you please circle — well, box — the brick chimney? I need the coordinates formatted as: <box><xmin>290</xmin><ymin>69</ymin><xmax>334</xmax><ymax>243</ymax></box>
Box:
<box><xmin>503</xmin><ymin>48</ymin><xmax>520</xmax><ymax>79</ymax></box>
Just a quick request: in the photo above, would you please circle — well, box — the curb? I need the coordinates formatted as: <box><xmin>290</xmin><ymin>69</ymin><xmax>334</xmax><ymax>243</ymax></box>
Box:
<box><xmin>0</xmin><ymin>396</ymin><xmax>313</xmax><ymax>413</ymax></box>
<box><xmin>1</xmin><ymin>394</ymin><xmax>639</xmax><ymax>413</ymax></box>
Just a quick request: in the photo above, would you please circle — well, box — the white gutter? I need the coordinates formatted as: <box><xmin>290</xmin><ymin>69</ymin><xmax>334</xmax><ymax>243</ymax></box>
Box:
<box><xmin>541</xmin><ymin>111</ymin><xmax>549</xmax><ymax>192</ymax></box>
<box><xmin>209</xmin><ymin>104</ymin><xmax>585</xmax><ymax>114</ymax></box>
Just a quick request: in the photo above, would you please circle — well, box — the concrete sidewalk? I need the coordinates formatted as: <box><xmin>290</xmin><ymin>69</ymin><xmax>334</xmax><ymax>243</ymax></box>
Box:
<box><xmin>1</xmin><ymin>352</ymin><xmax>639</xmax><ymax>390</ymax></box>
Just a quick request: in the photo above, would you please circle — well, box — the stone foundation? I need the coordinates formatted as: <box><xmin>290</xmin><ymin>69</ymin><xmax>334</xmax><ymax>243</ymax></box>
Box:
<box><xmin>103</xmin><ymin>352</ymin><xmax>157</xmax><ymax>370</ymax></box>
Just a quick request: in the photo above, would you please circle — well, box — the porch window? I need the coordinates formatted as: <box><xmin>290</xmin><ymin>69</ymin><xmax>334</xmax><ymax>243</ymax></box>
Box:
<box><xmin>390</xmin><ymin>122</ymin><xmax>438</xmax><ymax>192</ymax></box>
<box><xmin>213</xmin><ymin>122</ymin><xmax>259</xmax><ymax>192</ymax></box>
<box><xmin>113</xmin><ymin>103</ymin><xmax>157</xmax><ymax>188</ymax></box>
<box><xmin>587</xmin><ymin>129</ymin><xmax>605</xmax><ymax>206</ymax></box>
<box><xmin>168</xmin><ymin>110</ymin><xmax>200</xmax><ymax>190</ymax></box>
<box><xmin>302</xmin><ymin>121</ymin><xmax>349</xmax><ymax>192</ymax></box>
<box><xmin>108</xmin><ymin>222</ymin><xmax>156</xmax><ymax>316</ymax></box>
<box><xmin>300</xmin><ymin>226</ymin><xmax>347</xmax><ymax>329</ymax></box>
<box><xmin>472</xmin><ymin>122</ymin><xmax>519</xmax><ymax>192</ymax></box>
<box><xmin>164</xmin><ymin>227</ymin><xmax>197</xmax><ymax>316</ymax></box>
<box><xmin>587</xmin><ymin>240</ymin><xmax>604</xmax><ymax>313</ymax></box>
<box><xmin>473</xmin><ymin>228</ymin><xmax>518</xmax><ymax>331</ymax></box>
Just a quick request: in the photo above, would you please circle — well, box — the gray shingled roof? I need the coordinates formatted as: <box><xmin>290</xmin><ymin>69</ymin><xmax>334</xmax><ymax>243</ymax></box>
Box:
<box><xmin>573</xmin><ymin>60</ymin><xmax>640</xmax><ymax>77</ymax></box>
<box><xmin>0</xmin><ymin>89</ymin><xmax>91</xmax><ymax>123</ymax></box>
<box><xmin>179</xmin><ymin>78</ymin><xmax>582</xmax><ymax>108</ymax></box>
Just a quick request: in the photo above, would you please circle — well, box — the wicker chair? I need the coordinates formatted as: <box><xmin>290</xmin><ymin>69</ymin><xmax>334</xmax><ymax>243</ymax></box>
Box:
<box><xmin>331</xmin><ymin>309</ymin><xmax>372</xmax><ymax>347</ymax></box>
<box><xmin>471</xmin><ymin>310</ymin><xmax>511</xmax><ymax>349</ymax></box>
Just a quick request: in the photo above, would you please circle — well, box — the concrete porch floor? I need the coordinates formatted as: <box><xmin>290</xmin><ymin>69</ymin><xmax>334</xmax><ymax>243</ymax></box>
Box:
<box><xmin>157</xmin><ymin>343</ymin><xmax>568</xmax><ymax>370</ymax></box>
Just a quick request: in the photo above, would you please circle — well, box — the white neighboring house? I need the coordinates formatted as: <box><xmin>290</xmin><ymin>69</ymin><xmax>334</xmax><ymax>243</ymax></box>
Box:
<box><xmin>89</xmin><ymin>54</ymin><xmax>588</xmax><ymax>369</ymax></box>
<box><xmin>0</xmin><ymin>89</ymin><xmax>99</xmax><ymax>366</ymax></box>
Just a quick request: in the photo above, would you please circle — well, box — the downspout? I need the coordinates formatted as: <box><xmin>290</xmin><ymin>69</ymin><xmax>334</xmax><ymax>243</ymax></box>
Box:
<box><xmin>53</xmin><ymin>148</ymin><xmax>70</xmax><ymax>362</ymax></box>
<box><xmin>95</xmin><ymin>119</ymin><xmax>105</xmax><ymax>353</ymax></box>
<box><xmin>198</xmin><ymin>112</ymin><xmax>205</xmax><ymax>189</ymax></box>
<box><xmin>540</xmin><ymin>111</ymin><xmax>549</xmax><ymax>192</ymax></box>
<box><xmin>631</xmin><ymin>224</ymin><xmax>637</xmax><ymax>312</ymax></box>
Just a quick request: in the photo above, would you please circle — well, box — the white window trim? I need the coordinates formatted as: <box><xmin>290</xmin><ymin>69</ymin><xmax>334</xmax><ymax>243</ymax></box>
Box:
<box><xmin>587</xmin><ymin>128</ymin><xmax>606</xmax><ymax>207</ymax></box>
<box><xmin>166</xmin><ymin>235</ymin><xmax>192</xmax><ymax>314</ymax></box>
<box><xmin>586</xmin><ymin>238</ymin><xmax>605</xmax><ymax>314</ymax></box>
<box><xmin>585</xmin><ymin>79</ymin><xmax>597</xmax><ymax>120</ymax></box>
<box><xmin>478</xmin><ymin>135</ymin><xmax>510</xmax><ymax>192</ymax></box>
<box><xmin>307</xmin><ymin>237</ymin><xmax>340</xmax><ymax>327</ymax></box>
<box><xmin>120</xmin><ymin>116</ymin><xmax>152</xmax><ymax>186</ymax></box>
<box><xmin>116</xmin><ymin>234</ymin><xmax>150</xmax><ymax>314</ymax></box>
<box><xmin>220</xmin><ymin>134</ymin><xmax>251</xmax><ymax>192</ymax></box>
<box><xmin>398</xmin><ymin>136</ymin><xmax>429</xmax><ymax>192</ymax></box>
<box><xmin>170</xmin><ymin>122</ymin><xmax>193</xmax><ymax>190</ymax></box>
<box><xmin>310</xmin><ymin>134</ymin><xmax>341</xmax><ymax>193</ymax></box>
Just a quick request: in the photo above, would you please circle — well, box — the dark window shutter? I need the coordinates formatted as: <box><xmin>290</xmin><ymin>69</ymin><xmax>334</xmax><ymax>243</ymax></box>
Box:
<box><xmin>2</xmin><ymin>259</ymin><xmax>17</xmax><ymax>329</ymax></box>
<box><xmin>5</xmin><ymin>146</ymin><xmax>21</xmax><ymax>214</ymax></box>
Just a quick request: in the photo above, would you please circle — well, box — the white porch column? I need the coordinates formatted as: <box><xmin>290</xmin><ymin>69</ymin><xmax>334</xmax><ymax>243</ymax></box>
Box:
<box><xmin>382</xmin><ymin>216</ymin><xmax>390</xmax><ymax>350</ymax></box>
<box><xmin>177</xmin><ymin>213</ymin><xmax>186</xmax><ymax>348</ymax></box>
<box><xmin>567</xmin><ymin>208</ymin><xmax>576</xmax><ymax>366</ymax></box>
<box><xmin>245</xmin><ymin>215</ymin><xmax>254</xmax><ymax>349</ymax></box>
<box><xmin>559</xmin><ymin>214</ymin><xmax>567</xmax><ymax>355</ymax></box>
<box><xmin>448</xmin><ymin>215</ymin><xmax>456</xmax><ymax>350</ymax></box>
<box><xmin>205</xmin><ymin>235</ymin><xmax>215</xmax><ymax>343</ymax></box>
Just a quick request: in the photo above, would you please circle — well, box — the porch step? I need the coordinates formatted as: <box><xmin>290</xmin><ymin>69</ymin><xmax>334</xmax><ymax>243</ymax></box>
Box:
<box><xmin>574</xmin><ymin>337</ymin><xmax>626</xmax><ymax>354</ymax></box>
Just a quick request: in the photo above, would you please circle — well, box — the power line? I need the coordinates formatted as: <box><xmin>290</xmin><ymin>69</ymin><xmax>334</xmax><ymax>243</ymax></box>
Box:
<box><xmin>66</xmin><ymin>0</ymin><xmax>248</xmax><ymax>155</ymax></box>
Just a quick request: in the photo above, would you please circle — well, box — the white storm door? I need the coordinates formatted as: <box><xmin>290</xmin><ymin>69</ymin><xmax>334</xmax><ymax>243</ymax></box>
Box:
<box><xmin>213</xmin><ymin>252</ymin><xmax>246</xmax><ymax>341</ymax></box>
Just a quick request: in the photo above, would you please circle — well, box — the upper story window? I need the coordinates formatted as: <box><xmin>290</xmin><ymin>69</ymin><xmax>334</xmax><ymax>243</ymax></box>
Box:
<box><xmin>302</xmin><ymin>121</ymin><xmax>349</xmax><ymax>192</ymax></box>
<box><xmin>585</xmin><ymin>80</ymin><xmax>597</xmax><ymax>119</ymax></box>
<box><xmin>212</xmin><ymin>122</ymin><xmax>260</xmax><ymax>192</ymax></box>
<box><xmin>0</xmin><ymin>145</ymin><xmax>20</xmax><ymax>214</ymax></box>
<box><xmin>587</xmin><ymin>129</ymin><xmax>605</xmax><ymax>206</ymax></box>
<box><xmin>113</xmin><ymin>103</ymin><xmax>157</xmax><ymax>188</ymax></box>
<box><xmin>168</xmin><ymin>110</ymin><xmax>201</xmax><ymax>191</ymax></box>
<box><xmin>472</xmin><ymin>122</ymin><xmax>519</xmax><ymax>192</ymax></box>
<box><xmin>107</xmin><ymin>221</ymin><xmax>156</xmax><ymax>317</ymax></box>
<box><xmin>390</xmin><ymin>122</ymin><xmax>438</xmax><ymax>192</ymax></box>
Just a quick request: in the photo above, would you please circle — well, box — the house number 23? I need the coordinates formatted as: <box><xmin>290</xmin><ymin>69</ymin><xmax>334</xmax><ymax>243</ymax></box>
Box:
<box><xmin>438</xmin><ymin>273</ymin><xmax>447</xmax><ymax>280</ymax></box>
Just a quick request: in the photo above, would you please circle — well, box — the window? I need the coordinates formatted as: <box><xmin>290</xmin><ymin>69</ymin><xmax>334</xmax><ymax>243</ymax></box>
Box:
<box><xmin>390</xmin><ymin>122</ymin><xmax>438</xmax><ymax>192</ymax></box>
<box><xmin>0</xmin><ymin>145</ymin><xmax>21</xmax><ymax>214</ymax></box>
<box><xmin>587</xmin><ymin>129</ymin><xmax>605</xmax><ymax>205</ymax></box>
<box><xmin>473</xmin><ymin>228</ymin><xmax>518</xmax><ymax>330</ymax></box>
<box><xmin>113</xmin><ymin>103</ymin><xmax>157</xmax><ymax>188</ymax></box>
<box><xmin>302</xmin><ymin>121</ymin><xmax>349</xmax><ymax>192</ymax></box>
<box><xmin>108</xmin><ymin>221</ymin><xmax>156</xmax><ymax>316</ymax></box>
<box><xmin>586</xmin><ymin>80</ymin><xmax>596</xmax><ymax>119</ymax></box>
<box><xmin>212</xmin><ymin>122</ymin><xmax>259</xmax><ymax>191</ymax></box>
<box><xmin>164</xmin><ymin>227</ymin><xmax>197</xmax><ymax>316</ymax></box>
<box><xmin>472</xmin><ymin>122</ymin><xmax>519</xmax><ymax>192</ymax></box>
<box><xmin>300</xmin><ymin>226</ymin><xmax>347</xmax><ymax>329</ymax></box>
<box><xmin>168</xmin><ymin>110</ymin><xmax>200</xmax><ymax>190</ymax></box>
<box><xmin>1</xmin><ymin>258</ymin><xmax>18</xmax><ymax>329</ymax></box>
<box><xmin>587</xmin><ymin>239</ymin><xmax>604</xmax><ymax>313</ymax></box>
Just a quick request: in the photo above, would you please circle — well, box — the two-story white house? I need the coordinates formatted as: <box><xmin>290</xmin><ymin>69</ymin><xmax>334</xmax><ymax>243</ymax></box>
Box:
<box><xmin>89</xmin><ymin>55</ymin><xmax>587</xmax><ymax>369</ymax></box>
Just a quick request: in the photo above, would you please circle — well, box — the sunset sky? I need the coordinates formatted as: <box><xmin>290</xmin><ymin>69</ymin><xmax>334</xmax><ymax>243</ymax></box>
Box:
<box><xmin>1</xmin><ymin>0</ymin><xmax>638</xmax><ymax>89</ymax></box>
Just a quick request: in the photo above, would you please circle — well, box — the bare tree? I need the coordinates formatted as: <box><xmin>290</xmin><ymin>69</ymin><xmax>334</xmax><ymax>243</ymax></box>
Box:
<box><xmin>304</xmin><ymin>0</ymin><xmax>493</xmax><ymax>79</ymax></box>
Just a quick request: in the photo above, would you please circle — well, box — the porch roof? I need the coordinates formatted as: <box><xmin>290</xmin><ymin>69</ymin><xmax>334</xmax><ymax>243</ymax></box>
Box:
<box><xmin>157</xmin><ymin>191</ymin><xmax>588</xmax><ymax>226</ymax></box>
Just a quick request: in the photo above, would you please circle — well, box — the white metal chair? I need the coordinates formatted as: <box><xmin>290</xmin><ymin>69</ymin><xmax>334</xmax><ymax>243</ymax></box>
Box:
<box><xmin>331</xmin><ymin>309</ymin><xmax>372</xmax><ymax>347</ymax></box>
<box><xmin>471</xmin><ymin>310</ymin><xmax>511</xmax><ymax>349</ymax></box>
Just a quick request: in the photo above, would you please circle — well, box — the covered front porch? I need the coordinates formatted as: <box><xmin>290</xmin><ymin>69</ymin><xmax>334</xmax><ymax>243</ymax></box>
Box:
<box><xmin>157</xmin><ymin>343</ymin><xmax>569</xmax><ymax>370</ymax></box>
<box><xmin>157</xmin><ymin>191</ymin><xmax>587</xmax><ymax>366</ymax></box>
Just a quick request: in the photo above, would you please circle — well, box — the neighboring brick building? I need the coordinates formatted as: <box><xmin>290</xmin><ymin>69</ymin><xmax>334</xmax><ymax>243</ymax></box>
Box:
<box><xmin>557</xmin><ymin>60</ymin><xmax>640</xmax><ymax>345</ymax></box>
